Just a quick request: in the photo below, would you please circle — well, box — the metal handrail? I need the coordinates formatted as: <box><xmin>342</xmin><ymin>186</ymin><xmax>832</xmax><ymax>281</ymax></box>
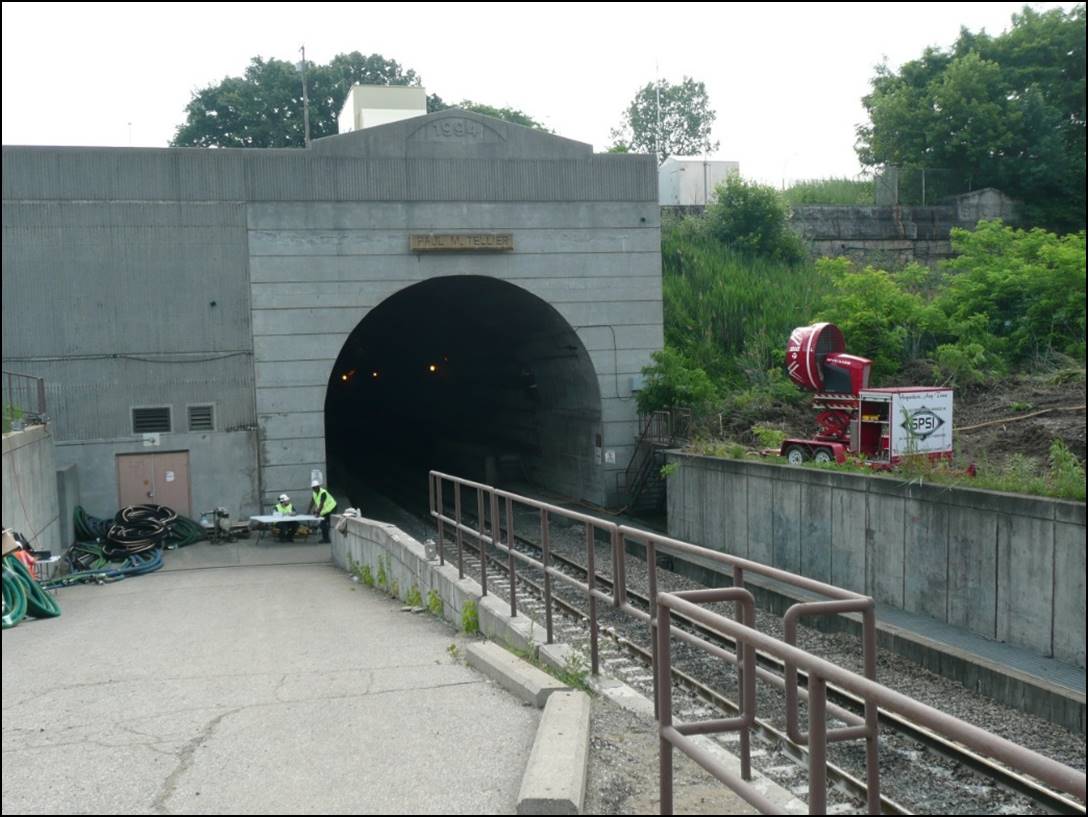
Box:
<box><xmin>2</xmin><ymin>370</ymin><xmax>47</xmax><ymax>427</ymax></box>
<box><xmin>656</xmin><ymin>591</ymin><xmax>1087</xmax><ymax>814</ymax></box>
<box><xmin>427</xmin><ymin>470</ymin><xmax>1087</xmax><ymax>815</ymax></box>
<box><xmin>429</xmin><ymin>469</ymin><xmax>885</xmax><ymax>810</ymax></box>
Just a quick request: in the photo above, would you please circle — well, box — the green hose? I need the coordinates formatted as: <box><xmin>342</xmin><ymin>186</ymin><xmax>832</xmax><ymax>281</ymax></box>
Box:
<box><xmin>164</xmin><ymin>515</ymin><xmax>207</xmax><ymax>548</ymax></box>
<box><xmin>2</xmin><ymin>562</ymin><xmax>28</xmax><ymax>629</ymax></box>
<box><xmin>3</xmin><ymin>555</ymin><xmax>61</xmax><ymax>622</ymax></box>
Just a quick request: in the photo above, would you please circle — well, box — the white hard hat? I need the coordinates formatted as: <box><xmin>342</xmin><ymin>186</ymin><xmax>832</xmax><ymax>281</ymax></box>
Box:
<box><xmin>311</xmin><ymin>479</ymin><xmax>321</xmax><ymax>488</ymax></box>
<box><xmin>278</xmin><ymin>494</ymin><xmax>290</xmax><ymax>503</ymax></box>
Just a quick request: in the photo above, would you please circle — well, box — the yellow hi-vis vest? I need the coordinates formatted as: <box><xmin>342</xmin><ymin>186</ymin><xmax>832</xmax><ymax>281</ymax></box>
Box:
<box><xmin>275</xmin><ymin>502</ymin><xmax>294</xmax><ymax>515</ymax></box>
<box><xmin>312</xmin><ymin>488</ymin><xmax>337</xmax><ymax>516</ymax></box>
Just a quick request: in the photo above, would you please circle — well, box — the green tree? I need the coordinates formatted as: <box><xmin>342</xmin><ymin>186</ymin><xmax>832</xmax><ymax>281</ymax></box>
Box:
<box><xmin>856</xmin><ymin>5</ymin><xmax>1086</xmax><ymax>231</ymax></box>
<box><xmin>173</xmin><ymin>52</ymin><xmax>546</xmax><ymax>147</ymax></box>
<box><xmin>703</xmin><ymin>176</ymin><xmax>805</xmax><ymax>262</ymax></box>
<box><xmin>173</xmin><ymin>52</ymin><xmax>420</xmax><ymax>147</ymax></box>
<box><xmin>611</xmin><ymin>77</ymin><xmax>718</xmax><ymax>162</ymax></box>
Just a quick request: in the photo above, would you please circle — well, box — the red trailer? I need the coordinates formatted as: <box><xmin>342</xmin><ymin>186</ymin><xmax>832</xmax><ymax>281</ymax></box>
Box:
<box><xmin>780</xmin><ymin>323</ymin><xmax>953</xmax><ymax>466</ymax></box>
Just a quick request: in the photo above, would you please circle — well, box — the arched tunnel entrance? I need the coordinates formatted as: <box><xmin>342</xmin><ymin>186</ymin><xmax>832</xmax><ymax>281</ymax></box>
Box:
<box><xmin>325</xmin><ymin>276</ymin><xmax>603</xmax><ymax>509</ymax></box>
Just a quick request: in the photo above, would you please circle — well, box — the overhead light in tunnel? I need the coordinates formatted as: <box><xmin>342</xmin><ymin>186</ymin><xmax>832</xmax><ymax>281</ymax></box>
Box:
<box><xmin>371</xmin><ymin>370</ymin><xmax>380</xmax><ymax>379</ymax></box>
<box><xmin>428</xmin><ymin>363</ymin><xmax>439</xmax><ymax>374</ymax></box>
<box><xmin>340</xmin><ymin>368</ymin><xmax>357</xmax><ymax>383</ymax></box>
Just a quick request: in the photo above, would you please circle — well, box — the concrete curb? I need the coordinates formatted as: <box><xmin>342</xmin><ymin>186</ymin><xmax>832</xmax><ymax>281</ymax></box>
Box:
<box><xmin>517</xmin><ymin>691</ymin><xmax>591</xmax><ymax>815</ymax></box>
<box><xmin>466</xmin><ymin>641</ymin><xmax>568</xmax><ymax>708</ymax></box>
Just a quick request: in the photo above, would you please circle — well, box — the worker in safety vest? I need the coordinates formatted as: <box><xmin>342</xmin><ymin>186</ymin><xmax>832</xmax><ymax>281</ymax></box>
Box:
<box><xmin>308</xmin><ymin>480</ymin><xmax>337</xmax><ymax>543</ymax></box>
<box><xmin>274</xmin><ymin>494</ymin><xmax>298</xmax><ymax>542</ymax></box>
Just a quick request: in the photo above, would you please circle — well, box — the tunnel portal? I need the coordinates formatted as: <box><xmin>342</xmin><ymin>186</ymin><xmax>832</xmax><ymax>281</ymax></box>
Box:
<box><xmin>325</xmin><ymin>276</ymin><xmax>602</xmax><ymax>505</ymax></box>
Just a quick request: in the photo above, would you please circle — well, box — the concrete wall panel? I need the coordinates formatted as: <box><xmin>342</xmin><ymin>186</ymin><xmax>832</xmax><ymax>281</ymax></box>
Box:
<box><xmin>666</xmin><ymin>452</ymin><xmax>1086</xmax><ymax>667</ymax></box>
<box><xmin>747</xmin><ymin>475</ymin><xmax>774</xmax><ymax>567</ymax></box>
<box><xmin>830</xmin><ymin>487</ymin><xmax>867</xmax><ymax>594</ymax></box>
<box><xmin>772</xmin><ymin>479</ymin><xmax>801</xmax><ymax>573</ymax></box>
<box><xmin>55</xmin><ymin>431</ymin><xmax>258</xmax><ymax>520</ymax></box>
<box><xmin>800</xmin><ymin>480</ymin><xmax>833</xmax><ymax>583</ymax></box>
<box><xmin>948</xmin><ymin>507</ymin><xmax>998</xmax><ymax>637</ymax></box>
<box><xmin>903</xmin><ymin>495</ymin><xmax>950</xmax><ymax>620</ymax></box>
<box><xmin>866</xmin><ymin>491</ymin><xmax>905</xmax><ymax>607</ymax></box>
<box><xmin>1054</xmin><ymin>504</ymin><xmax>1087</xmax><ymax>666</ymax></box>
<box><xmin>997</xmin><ymin>513</ymin><xmax>1054</xmax><ymax>656</ymax></box>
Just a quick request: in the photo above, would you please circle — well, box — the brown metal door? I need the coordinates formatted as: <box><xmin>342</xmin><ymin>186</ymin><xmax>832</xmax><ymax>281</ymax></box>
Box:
<box><xmin>117</xmin><ymin>451</ymin><xmax>191</xmax><ymax>516</ymax></box>
<box><xmin>153</xmin><ymin>451</ymin><xmax>191</xmax><ymax>516</ymax></box>
<box><xmin>117</xmin><ymin>453</ymin><xmax>155</xmax><ymax>509</ymax></box>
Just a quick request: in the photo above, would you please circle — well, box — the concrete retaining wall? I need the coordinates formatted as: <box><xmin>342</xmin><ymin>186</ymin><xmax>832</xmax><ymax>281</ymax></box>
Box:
<box><xmin>789</xmin><ymin>189</ymin><xmax>1021</xmax><ymax>266</ymax></box>
<box><xmin>666</xmin><ymin>452</ymin><xmax>1086</xmax><ymax>668</ymax></box>
<box><xmin>332</xmin><ymin>515</ymin><xmax>543</xmax><ymax>654</ymax></box>
<box><xmin>2</xmin><ymin>425</ymin><xmax>60</xmax><ymax>552</ymax></box>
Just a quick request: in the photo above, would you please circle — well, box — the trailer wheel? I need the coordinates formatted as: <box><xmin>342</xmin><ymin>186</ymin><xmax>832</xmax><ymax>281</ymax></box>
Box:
<box><xmin>784</xmin><ymin>445</ymin><xmax>807</xmax><ymax>465</ymax></box>
<box><xmin>813</xmin><ymin>448</ymin><xmax>834</xmax><ymax>464</ymax></box>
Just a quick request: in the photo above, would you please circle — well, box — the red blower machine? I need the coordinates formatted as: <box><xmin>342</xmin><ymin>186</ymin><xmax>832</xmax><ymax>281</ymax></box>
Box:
<box><xmin>781</xmin><ymin>323</ymin><xmax>954</xmax><ymax>467</ymax></box>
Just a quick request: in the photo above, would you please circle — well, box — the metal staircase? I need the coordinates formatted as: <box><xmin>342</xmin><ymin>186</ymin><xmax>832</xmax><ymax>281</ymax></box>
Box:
<box><xmin>623</xmin><ymin>408</ymin><xmax>691</xmax><ymax>510</ymax></box>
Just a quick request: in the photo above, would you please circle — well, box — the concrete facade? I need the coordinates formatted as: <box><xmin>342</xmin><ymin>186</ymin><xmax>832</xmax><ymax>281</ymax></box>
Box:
<box><xmin>3</xmin><ymin>109</ymin><xmax>660</xmax><ymax>520</ymax></box>
<box><xmin>666</xmin><ymin>452</ymin><xmax>1087</xmax><ymax>669</ymax></box>
<box><xmin>2</xmin><ymin>425</ymin><xmax>61</xmax><ymax>552</ymax></box>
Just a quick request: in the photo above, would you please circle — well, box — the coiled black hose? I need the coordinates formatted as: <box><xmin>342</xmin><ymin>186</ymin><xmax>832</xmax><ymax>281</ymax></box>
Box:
<box><xmin>115</xmin><ymin>504</ymin><xmax>178</xmax><ymax>528</ymax></box>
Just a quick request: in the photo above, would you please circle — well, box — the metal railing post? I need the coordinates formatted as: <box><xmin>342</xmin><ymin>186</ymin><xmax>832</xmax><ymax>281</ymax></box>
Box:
<box><xmin>612</xmin><ymin>527</ymin><xmax>624</xmax><ymax>608</ymax></box>
<box><xmin>808</xmin><ymin>676</ymin><xmax>828</xmax><ymax>814</ymax></box>
<box><xmin>506</xmin><ymin>495</ymin><xmax>517</xmax><ymax>618</ymax></box>
<box><xmin>477</xmin><ymin>489</ymin><xmax>487</xmax><ymax>596</ymax></box>
<box><xmin>863</xmin><ymin>604</ymin><xmax>881</xmax><ymax>813</ymax></box>
<box><xmin>656</xmin><ymin>601</ymin><xmax>674</xmax><ymax>816</ymax></box>
<box><xmin>435</xmin><ymin>475</ymin><xmax>445</xmax><ymax>566</ymax></box>
<box><xmin>586</xmin><ymin>521</ymin><xmax>598</xmax><ymax>676</ymax></box>
<box><xmin>541</xmin><ymin>508</ymin><xmax>553</xmax><ymax>644</ymax></box>
<box><xmin>454</xmin><ymin>482</ymin><xmax>463</xmax><ymax>579</ymax></box>
<box><xmin>648</xmin><ymin>538</ymin><xmax>659</xmax><ymax>720</ymax></box>
<box><xmin>735</xmin><ymin>565</ymin><xmax>752</xmax><ymax>781</ymax></box>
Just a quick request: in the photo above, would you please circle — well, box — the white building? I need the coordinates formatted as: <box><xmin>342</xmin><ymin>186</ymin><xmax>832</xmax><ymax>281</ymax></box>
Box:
<box><xmin>658</xmin><ymin>156</ymin><xmax>740</xmax><ymax>206</ymax></box>
<box><xmin>338</xmin><ymin>85</ymin><xmax>429</xmax><ymax>134</ymax></box>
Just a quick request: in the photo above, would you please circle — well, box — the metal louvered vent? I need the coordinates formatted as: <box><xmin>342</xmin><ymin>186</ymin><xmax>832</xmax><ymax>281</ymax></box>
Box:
<box><xmin>188</xmin><ymin>404</ymin><xmax>214</xmax><ymax>431</ymax></box>
<box><xmin>132</xmin><ymin>406</ymin><xmax>171</xmax><ymax>433</ymax></box>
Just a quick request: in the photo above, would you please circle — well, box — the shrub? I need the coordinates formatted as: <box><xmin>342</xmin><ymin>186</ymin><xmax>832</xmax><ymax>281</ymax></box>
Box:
<box><xmin>704</xmin><ymin>176</ymin><xmax>806</xmax><ymax>262</ymax></box>
<box><xmin>460</xmin><ymin>600</ymin><xmax>480</xmax><ymax>635</ymax></box>
<box><xmin>637</xmin><ymin>348</ymin><xmax>718</xmax><ymax>414</ymax></box>
<box><xmin>752</xmin><ymin>425</ymin><xmax>787</xmax><ymax>449</ymax></box>
<box><xmin>941</xmin><ymin>222</ymin><xmax>1086</xmax><ymax>366</ymax></box>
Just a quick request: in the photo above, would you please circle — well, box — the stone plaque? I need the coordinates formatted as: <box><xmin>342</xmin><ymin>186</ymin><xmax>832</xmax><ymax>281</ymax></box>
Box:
<box><xmin>409</xmin><ymin>117</ymin><xmax>502</xmax><ymax>143</ymax></box>
<box><xmin>410</xmin><ymin>233</ymin><xmax>514</xmax><ymax>252</ymax></box>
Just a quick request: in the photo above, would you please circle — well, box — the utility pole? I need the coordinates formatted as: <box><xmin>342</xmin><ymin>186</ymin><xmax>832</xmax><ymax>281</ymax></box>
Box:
<box><xmin>655</xmin><ymin>61</ymin><xmax>662</xmax><ymax>165</ymax></box>
<box><xmin>299</xmin><ymin>45</ymin><xmax>311</xmax><ymax>147</ymax></box>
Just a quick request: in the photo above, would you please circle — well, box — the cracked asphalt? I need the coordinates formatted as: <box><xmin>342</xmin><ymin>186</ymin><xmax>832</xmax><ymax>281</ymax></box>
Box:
<box><xmin>2</xmin><ymin>549</ymin><xmax>539</xmax><ymax>814</ymax></box>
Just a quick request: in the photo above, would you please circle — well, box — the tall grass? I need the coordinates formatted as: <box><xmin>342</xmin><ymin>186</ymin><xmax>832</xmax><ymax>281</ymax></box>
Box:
<box><xmin>784</xmin><ymin>177</ymin><xmax>875</xmax><ymax>206</ymax></box>
<box><xmin>662</xmin><ymin>220</ymin><xmax>830</xmax><ymax>384</ymax></box>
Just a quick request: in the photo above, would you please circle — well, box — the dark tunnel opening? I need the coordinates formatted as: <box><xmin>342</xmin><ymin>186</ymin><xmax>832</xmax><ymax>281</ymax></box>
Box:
<box><xmin>325</xmin><ymin>276</ymin><xmax>603</xmax><ymax>510</ymax></box>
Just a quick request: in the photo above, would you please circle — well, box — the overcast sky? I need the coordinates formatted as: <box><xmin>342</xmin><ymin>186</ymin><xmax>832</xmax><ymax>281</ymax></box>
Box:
<box><xmin>2</xmin><ymin>2</ymin><xmax>1078</xmax><ymax>185</ymax></box>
